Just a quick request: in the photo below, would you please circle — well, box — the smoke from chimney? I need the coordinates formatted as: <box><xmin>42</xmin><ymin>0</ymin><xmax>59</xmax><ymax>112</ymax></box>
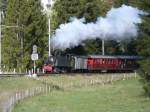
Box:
<box><xmin>51</xmin><ymin>5</ymin><xmax>147</xmax><ymax>50</ymax></box>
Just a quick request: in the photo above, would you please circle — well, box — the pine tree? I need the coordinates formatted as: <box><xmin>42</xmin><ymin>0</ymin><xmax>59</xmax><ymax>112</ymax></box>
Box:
<box><xmin>2</xmin><ymin>0</ymin><xmax>47</xmax><ymax>70</ymax></box>
<box><xmin>22</xmin><ymin>0</ymin><xmax>47</xmax><ymax>69</ymax></box>
<box><xmin>2</xmin><ymin>0</ymin><xmax>22</xmax><ymax>69</ymax></box>
<box><xmin>134</xmin><ymin>0</ymin><xmax>150</xmax><ymax>96</ymax></box>
<box><xmin>51</xmin><ymin>0</ymin><xmax>82</xmax><ymax>31</ymax></box>
<box><xmin>114</xmin><ymin>0</ymin><xmax>127</xmax><ymax>7</ymax></box>
<box><xmin>114</xmin><ymin>0</ymin><xmax>150</xmax><ymax>96</ymax></box>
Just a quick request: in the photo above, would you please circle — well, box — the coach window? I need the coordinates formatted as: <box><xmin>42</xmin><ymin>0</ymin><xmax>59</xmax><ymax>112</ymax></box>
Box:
<box><xmin>101</xmin><ymin>59</ymin><xmax>103</xmax><ymax>64</ymax></box>
<box><xmin>97</xmin><ymin>59</ymin><xmax>100</xmax><ymax>64</ymax></box>
<box><xmin>95</xmin><ymin>59</ymin><xmax>98</xmax><ymax>64</ymax></box>
<box><xmin>106</xmin><ymin>59</ymin><xmax>108</xmax><ymax>64</ymax></box>
<box><xmin>119</xmin><ymin>60</ymin><xmax>122</xmax><ymax>64</ymax></box>
<box><xmin>112</xmin><ymin>60</ymin><xmax>114</xmax><ymax>64</ymax></box>
<box><xmin>95</xmin><ymin>59</ymin><xmax>98</xmax><ymax>65</ymax></box>
<box><xmin>129</xmin><ymin>60</ymin><xmax>132</xmax><ymax>65</ymax></box>
<box><xmin>93</xmin><ymin>59</ymin><xmax>96</xmax><ymax>64</ymax></box>
<box><xmin>104</xmin><ymin>59</ymin><xmax>106</xmax><ymax>64</ymax></box>
<box><xmin>109</xmin><ymin>59</ymin><xmax>111</xmax><ymax>64</ymax></box>
<box><xmin>110</xmin><ymin>59</ymin><xmax>112</xmax><ymax>64</ymax></box>
<box><xmin>108</xmin><ymin>59</ymin><xmax>111</xmax><ymax>64</ymax></box>
<box><xmin>116</xmin><ymin>59</ymin><xmax>118</xmax><ymax>64</ymax></box>
<box><xmin>102</xmin><ymin>59</ymin><xmax>104</xmax><ymax>64</ymax></box>
<box><xmin>108</xmin><ymin>59</ymin><xmax>110</xmax><ymax>64</ymax></box>
<box><xmin>99</xmin><ymin>59</ymin><xmax>101</xmax><ymax>64</ymax></box>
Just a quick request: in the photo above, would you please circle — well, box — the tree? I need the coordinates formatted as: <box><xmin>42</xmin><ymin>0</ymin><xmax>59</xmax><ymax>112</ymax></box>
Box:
<box><xmin>0</xmin><ymin>0</ymin><xmax>7</xmax><ymax>11</ymax></box>
<box><xmin>114</xmin><ymin>0</ymin><xmax>150</xmax><ymax>96</ymax></box>
<box><xmin>2</xmin><ymin>0</ymin><xmax>22</xmax><ymax>69</ymax></box>
<box><xmin>114</xmin><ymin>0</ymin><xmax>128</xmax><ymax>7</ymax></box>
<box><xmin>51</xmin><ymin>0</ymin><xmax>82</xmax><ymax>32</ymax></box>
<box><xmin>51</xmin><ymin>0</ymin><xmax>110</xmax><ymax>55</ymax></box>
<box><xmin>2</xmin><ymin>0</ymin><xmax>47</xmax><ymax>70</ymax></box>
<box><xmin>80</xmin><ymin>0</ymin><xmax>103</xmax><ymax>22</ymax></box>
<box><xmin>22</xmin><ymin>0</ymin><xmax>47</xmax><ymax>69</ymax></box>
<box><xmin>134</xmin><ymin>0</ymin><xmax>150</xmax><ymax>96</ymax></box>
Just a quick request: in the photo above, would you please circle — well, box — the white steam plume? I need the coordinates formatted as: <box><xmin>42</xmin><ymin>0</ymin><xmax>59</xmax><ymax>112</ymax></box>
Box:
<box><xmin>51</xmin><ymin>5</ymin><xmax>147</xmax><ymax>50</ymax></box>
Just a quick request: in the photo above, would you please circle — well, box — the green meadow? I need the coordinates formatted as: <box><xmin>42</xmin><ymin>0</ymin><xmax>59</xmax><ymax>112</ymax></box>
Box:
<box><xmin>13</xmin><ymin>77</ymin><xmax>150</xmax><ymax>112</ymax></box>
<box><xmin>0</xmin><ymin>77</ymin><xmax>44</xmax><ymax>111</ymax></box>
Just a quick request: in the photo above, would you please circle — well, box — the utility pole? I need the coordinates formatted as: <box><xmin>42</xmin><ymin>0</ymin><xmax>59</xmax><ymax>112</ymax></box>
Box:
<box><xmin>0</xmin><ymin>11</ymin><xmax>2</xmax><ymax>73</ymax></box>
<box><xmin>48</xmin><ymin>17</ymin><xmax>51</xmax><ymax>56</ymax></box>
<box><xmin>102</xmin><ymin>39</ymin><xmax>105</xmax><ymax>55</ymax></box>
<box><xmin>46</xmin><ymin>0</ymin><xmax>54</xmax><ymax>57</ymax></box>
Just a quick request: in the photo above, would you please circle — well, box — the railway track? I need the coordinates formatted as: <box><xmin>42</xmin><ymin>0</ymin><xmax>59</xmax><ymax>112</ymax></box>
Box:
<box><xmin>37</xmin><ymin>72</ymin><xmax>136</xmax><ymax>76</ymax></box>
<box><xmin>0</xmin><ymin>73</ymin><xmax>27</xmax><ymax>77</ymax></box>
<box><xmin>0</xmin><ymin>72</ymin><xmax>136</xmax><ymax>77</ymax></box>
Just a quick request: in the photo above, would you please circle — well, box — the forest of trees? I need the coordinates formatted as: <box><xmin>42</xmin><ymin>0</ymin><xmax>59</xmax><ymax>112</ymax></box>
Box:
<box><xmin>0</xmin><ymin>0</ymin><xmax>150</xmax><ymax>95</ymax></box>
<box><xmin>1</xmin><ymin>0</ymin><xmax>48</xmax><ymax>70</ymax></box>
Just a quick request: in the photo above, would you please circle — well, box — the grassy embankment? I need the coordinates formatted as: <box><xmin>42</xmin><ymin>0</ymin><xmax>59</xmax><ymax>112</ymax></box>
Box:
<box><xmin>0</xmin><ymin>77</ymin><xmax>45</xmax><ymax>111</ymax></box>
<box><xmin>13</xmin><ymin>75</ymin><xmax>150</xmax><ymax>112</ymax></box>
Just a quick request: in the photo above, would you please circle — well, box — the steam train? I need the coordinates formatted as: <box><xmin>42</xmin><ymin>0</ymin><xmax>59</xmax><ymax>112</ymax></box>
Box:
<box><xmin>43</xmin><ymin>55</ymin><xmax>141</xmax><ymax>73</ymax></box>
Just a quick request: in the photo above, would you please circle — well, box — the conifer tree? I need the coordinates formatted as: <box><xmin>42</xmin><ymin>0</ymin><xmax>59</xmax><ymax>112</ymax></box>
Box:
<box><xmin>3</xmin><ymin>0</ymin><xmax>47</xmax><ymax>70</ymax></box>
<box><xmin>2</xmin><ymin>0</ymin><xmax>22</xmax><ymax>69</ymax></box>
<box><xmin>22</xmin><ymin>0</ymin><xmax>47</xmax><ymax>69</ymax></box>
<box><xmin>135</xmin><ymin>0</ymin><xmax>150</xmax><ymax>96</ymax></box>
<box><xmin>51</xmin><ymin>0</ymin><xmax>82</xmax><ymax>31</ymax></box>
<box><xmin>114</xmin><ymin>0</ymin><xmax>150</xmax><ymax>96</ymax></box>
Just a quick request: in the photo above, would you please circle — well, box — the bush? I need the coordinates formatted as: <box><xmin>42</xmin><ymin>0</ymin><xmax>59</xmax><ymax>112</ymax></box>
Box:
<box><xmin>143</xmin><ymin>82</ymin><xmax>150</xmax><ymax>96</ymax></box>
<box><xmin>139</xmin><ymin>60</ymin><xmax>150</xmax><ymax>96</ymax></box>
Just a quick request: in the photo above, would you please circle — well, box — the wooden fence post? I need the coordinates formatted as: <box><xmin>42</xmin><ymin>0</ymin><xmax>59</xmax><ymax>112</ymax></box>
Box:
<box><xmin>134</xmin><ymin>71</ymin><xmax>137</xmax><ymax>78</ymax></box>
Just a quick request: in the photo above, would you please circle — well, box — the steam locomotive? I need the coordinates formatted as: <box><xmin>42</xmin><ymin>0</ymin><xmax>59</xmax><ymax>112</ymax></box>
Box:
<box><xmin>43</xmin><ymin>55</ymin><xmax>141</xmax><ymax>73</ymax></box>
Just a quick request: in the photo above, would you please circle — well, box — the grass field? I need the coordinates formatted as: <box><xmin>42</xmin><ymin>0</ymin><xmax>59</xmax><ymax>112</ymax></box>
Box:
<box><xmin>13</xmin><ymin>78</ymin><xmax>150</xmax><ymax>112</ymax></box>
<box><xmin>0</xmin><ymin>77</ymin><xmax>44</xmax><ymax>92</ymax></box>
<box><xmin>0</xmin><ymin>77</ymin><xmax>44</xmax><ymax>111</ymax></box>
<box><xmin>38</xmin><ymin>74</ymin><xmax>133</xmax><ymax>90</ymax></box>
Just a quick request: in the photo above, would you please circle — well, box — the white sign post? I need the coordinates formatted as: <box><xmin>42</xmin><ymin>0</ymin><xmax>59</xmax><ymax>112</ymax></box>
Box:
<box><xmin>31</xmin><ymin>45</ymin><xmax>38</xmax><ymax>78</ymax></box>
<box><xmin>31</xmin><ymin>54</ymin><xmax>38</xmax><ymax>60</ymax></box>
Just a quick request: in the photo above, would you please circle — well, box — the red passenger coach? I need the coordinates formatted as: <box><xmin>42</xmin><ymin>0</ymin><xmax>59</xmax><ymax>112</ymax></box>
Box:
<box><xmin>87</xmin><ymin>55</ymin><xmax>139</xmax><ymax>72</ymax></box>
<box><xmin>87</xmin><ymin>56</ymin><xmax>121</xmax><ymax>71</ymax></box>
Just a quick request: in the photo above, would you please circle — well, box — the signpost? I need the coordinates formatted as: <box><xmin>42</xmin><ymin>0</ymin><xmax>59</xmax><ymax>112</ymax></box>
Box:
<box><xmin>31</xmin><ymin>54</ymin><xmax>38</xmax><ymax>61</ymax></box>
<box><xmin>31</xmin><ymin>45</ymin><xmax>38</xmax><ymax>77</ymax></box>
<box><xmin>32</xmin><ymin>45</ymin><xmax>37</xmax><ymax>54</ymax></box>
